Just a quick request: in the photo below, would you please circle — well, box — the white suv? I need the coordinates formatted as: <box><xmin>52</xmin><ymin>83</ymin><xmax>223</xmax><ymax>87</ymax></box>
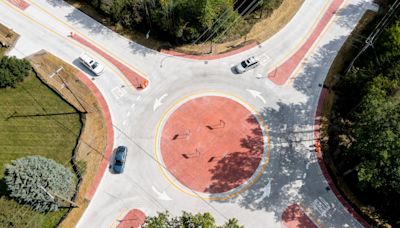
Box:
<box><xmin>234</xmin><ymin>56</ymin><xmax>260</xmax><ymax>74</ymax></box>
<box><xmin>79</xmin><ymin>53</ymin><xmax>104</xmax><ymax>75</ymax></box>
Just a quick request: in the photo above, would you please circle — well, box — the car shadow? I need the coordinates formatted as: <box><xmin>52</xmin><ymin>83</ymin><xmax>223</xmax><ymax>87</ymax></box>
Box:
<box><xmin>108</xmin><ymin>148</ymin><xmax>117</xmax><ymax>174</ymax></box>
<box><xmin>231</xmin><ymin>66</ymin><xmax>240</xmax><ymax>75</ymax></box>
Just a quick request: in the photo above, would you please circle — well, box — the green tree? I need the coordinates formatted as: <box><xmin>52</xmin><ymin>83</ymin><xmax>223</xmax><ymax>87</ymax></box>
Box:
<box><xmin>0</xmin><ymin>56</ymin><xmax>31</xmax><ymax>88</ymax></box>
<box><xmin>4</xmin><ymin>156</ymin><xmax>76</xmax><ymax>212</ymax></box>
<box><xmin>349</xmin><ymin>77</ymin><xmax>400</xmax><ymax>194</ymax></box>
<box><xmin>143</xmin><ymin>211</ymin><xmax>243</xmax><ymax>228</ymax></box>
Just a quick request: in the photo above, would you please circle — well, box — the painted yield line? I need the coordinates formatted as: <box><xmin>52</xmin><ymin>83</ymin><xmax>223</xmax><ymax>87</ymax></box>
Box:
<box><xmin>71</xmin><ymin>33</ymin><xmax>149</xmax><ymax>90</ymax></box>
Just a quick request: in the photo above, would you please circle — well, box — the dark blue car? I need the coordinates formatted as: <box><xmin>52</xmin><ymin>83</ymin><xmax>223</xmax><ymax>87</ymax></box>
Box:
<box><xmin>113</xmin><ymin>146</ymin><xmax>127</xmax><ymax>173</ymax></box>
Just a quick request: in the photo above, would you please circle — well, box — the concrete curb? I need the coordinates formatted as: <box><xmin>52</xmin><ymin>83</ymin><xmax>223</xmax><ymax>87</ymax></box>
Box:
<box><xmin>268</xmin><ymin>0</ymin><xmax>344</xmax><ymax>85</ymax></box>
<box><xmin>72</xmin><ymin>71</ymin><xmax>114</xmax><ymax>200</ymax></box>
<box><xmin>314</xmin><ymin>88</ymin><xmax>370</xmax><ymax>227</ymax></box>
<box><xmin>71</xmin><ymin>33</ymin><xmax>149</xmax><ymax>90</ymax></box>
<box><xmin>160</xmin><ymin>41</ymin><xmax>258</xmax><ymax>60</ymax></box>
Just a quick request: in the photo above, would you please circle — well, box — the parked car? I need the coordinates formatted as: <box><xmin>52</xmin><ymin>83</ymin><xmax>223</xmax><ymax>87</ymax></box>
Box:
<box><xmin>79</xmin><ymin>53</ymin><xmax>104</xmax><ymax>75</ymax></box>
<box><xmin>234</xmin><ymin>56</ymin><xmax>260</xmax><ymax>74</ymax></box>
<box><xmin>113</xmin><ymin>146</ymin><xmax>128</xmax><ymax>174</ymax></box>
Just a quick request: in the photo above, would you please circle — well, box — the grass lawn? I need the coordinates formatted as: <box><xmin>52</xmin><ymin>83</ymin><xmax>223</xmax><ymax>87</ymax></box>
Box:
<box><xmin>0</xmin><ymin>47</ymin><xmax>6</xmax><ymax>57</ymax></box>
<box><xmin>0</xmin><ymin>73</ymin><xmax>82</xmax><ymax>227</ymax></box>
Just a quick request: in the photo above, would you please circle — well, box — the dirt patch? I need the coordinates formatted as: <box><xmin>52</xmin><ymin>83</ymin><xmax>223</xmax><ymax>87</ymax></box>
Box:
<box><xmin>26</xmin><ymin>51</ymin><xmax>108</xmax><ymax>228</ymax></box>
<box><xmin>0</xmin><ymin>23</ymin><xmax>19</xmax><ymax>56</ymax></box>
<box><xmin>64</xmin><ymin>0</ymin><xmax>303</xmax><ymax>55</ymax></box>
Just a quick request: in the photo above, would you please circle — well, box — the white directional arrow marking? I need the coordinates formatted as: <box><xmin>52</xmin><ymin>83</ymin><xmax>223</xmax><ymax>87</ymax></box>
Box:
<box><xmin>255</xmin><ymin>179</ymin><xmax>272</xmax><ymax>203</ymax></box>
<box><xmin>152</xmin><ymin>186</ymin><xmax>172</xmax><ymax>201</ymax></box>
<box><xmin>247</xmin><ymin>89</ymin><xmax>266</xmax><ymax>104</ymax></box>
<box><xmin>153</xmin><ymin>93</ymin><xmax>168</xmax><ymax>111</ymax></box>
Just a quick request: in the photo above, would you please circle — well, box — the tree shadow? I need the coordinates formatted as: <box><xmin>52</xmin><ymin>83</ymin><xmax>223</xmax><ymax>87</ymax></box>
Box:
<box><xmin>205</xmin><ymin>151</ymin><xmax>262</xmax><ymax>194</ymax></box>
<box><xmin>46</xmin><ymin>0</ymin><xmax>155</xmax><ymax>57</ymax></box>
<box><xmin>204</xmin><ymin>35</ymin><xmax>364</xmax><ymax>227</ymax></box>
<box><xmin>204</xmin><ymin>115</ymin><xmax>264</xmax><ymax>194</ymax></box>
<box><xmin>335</xmin><ymin>2</ymin><xmax>368</xmax><ymax>30</ymax></box>
<box><xmin>45</xmin><ymin>0</ymin><xmax>64</xmax><ymax>8</ymax></box>
<box><xmin>281</xmin><ymin>204</ymin><xmax>318</xmax><ymax>228</ymax></box>
<box><xmin>0</xmin><ymin>178</ymin><xmax>9</xmax><ymax>197</ymax></box>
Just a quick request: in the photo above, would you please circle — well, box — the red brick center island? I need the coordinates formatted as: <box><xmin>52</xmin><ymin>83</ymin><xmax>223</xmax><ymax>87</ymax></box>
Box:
<box><xmin>160</xmin><ymin>96</ymin><xmax>265</xmax><ymax>194</ymax></box>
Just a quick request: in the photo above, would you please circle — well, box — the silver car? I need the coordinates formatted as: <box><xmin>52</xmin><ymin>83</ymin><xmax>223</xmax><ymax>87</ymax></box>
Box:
<box><xmin>235</xmin><ymin>56</ymin><xmax>260</xmax><ymax>74</ymax></box>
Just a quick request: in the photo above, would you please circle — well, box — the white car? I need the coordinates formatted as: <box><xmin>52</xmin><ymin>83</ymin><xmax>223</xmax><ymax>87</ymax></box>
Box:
<box><xmin>79</xmin><ymin>53</ymin><xmax>104</xmax><ymax>75</ymax></box>
<box><xmin>234</xmin><ymin>56</ymin><xmax>260</xmax><ymax>74</ymax></box>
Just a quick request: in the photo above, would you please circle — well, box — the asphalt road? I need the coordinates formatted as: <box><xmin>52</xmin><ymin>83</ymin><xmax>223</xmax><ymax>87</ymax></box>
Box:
<box><xmin>0</xmin><ymin>0</ymin><xmax>375</xmax><ymax>227</ymax></box>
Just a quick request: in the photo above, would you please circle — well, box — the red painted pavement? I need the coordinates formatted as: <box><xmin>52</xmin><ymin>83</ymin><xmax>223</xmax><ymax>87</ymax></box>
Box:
<box><xmin>71</xmin><ymin>33</ymin><xmax>149</xmax><ymax>90</ymax></box>
<box><xmin>314</xmin><ymin>88</ymin><xmax>370</xmax><ymax>227</ymax></box>
<box><xmin>73</xmin><ymin>72</ymin><xmax>114</xmax><ymax>200</ymax></box>
<box><xmin>7</xmin><ymin>0</ymin><xmax>29</xmax><ymax>10</ymax></box>
<box><xmin>160</xmin><ymin>96</ymin><xmax>264</xmax><ymax>193</ymax></box>
<box><xmin>282</xmin><ymin>204</ymin><xmax>317</xmax><ymax>228</ymax></box>
<box><xmin>160</xmin><ymin>42</ymin><xmax>258</xmax><ymax>60</ymax></box>
<box><xmin>268</xmin><ymin>0</ymin><xmax>344</xmax><ymax>85</ymax></box>
<box><xmin>116</xmin><ymin>209</ymin><xmax>146</xmax><ymax>228</ymax></box>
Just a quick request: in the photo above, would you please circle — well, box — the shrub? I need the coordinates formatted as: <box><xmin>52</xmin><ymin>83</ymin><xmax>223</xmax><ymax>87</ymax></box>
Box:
<box><xmin>4</xmin><ymin>156</ymin><xmax>76</xmax><ymax>212</ymax></box>
<box><xmin>0</xmin><ymin>56</ymin><xmax>31</xmax><ymax>88</ymax></box>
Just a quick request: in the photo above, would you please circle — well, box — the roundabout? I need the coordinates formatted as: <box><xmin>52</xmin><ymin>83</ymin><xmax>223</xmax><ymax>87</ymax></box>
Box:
<box><xmin>0</xmin><ymin>0</ymin><xmax>375</xmax><ymax>226</ymax></box>
<box><xmin>155</xmin><ymin>94</ymin><xmax>271</xmax><ymax>199</ymax></box>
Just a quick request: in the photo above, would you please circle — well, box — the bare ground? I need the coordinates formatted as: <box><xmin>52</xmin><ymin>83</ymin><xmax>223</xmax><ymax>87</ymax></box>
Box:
<box><xmin>27</xmin><ymin>51</ymin><xmax>108</xmax><ymax>228</ymax></box>
<box><xmin>0</xmin><ymin>23</ymin><xmax>19</xmax><ymax>56</ymax></box>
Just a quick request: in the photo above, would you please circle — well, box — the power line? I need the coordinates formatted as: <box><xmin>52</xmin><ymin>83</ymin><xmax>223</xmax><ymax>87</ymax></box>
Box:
<box><xmin>4</xmin><ymin>56</ymin><xmax>232</xmax><ymax>226</ymax></box>
<box><xmin>345</xmin><ymin>0</ymin><xmax>400</xmax><ymax>74</ymax></box>
<box><xmin>214</xmin><ymin>0</ymin><xmax>261</xmax><ymax>43</ymax></box>
<box><xmin>192</xmin><ymin>0</ymin><xmax>240</xmax><ymax>45</ymax></box>
<box><xmin>201</xmin><ymin>0</ymin><xmax>252</xmax><ymax>45</ymax></box>
<box><xmin>112</xmin><ymin>124</ymin><xmax>231</xmax><ymax>221</ymax></box>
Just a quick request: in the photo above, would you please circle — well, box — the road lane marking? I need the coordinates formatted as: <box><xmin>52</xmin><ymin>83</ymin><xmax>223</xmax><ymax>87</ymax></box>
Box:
<box><xmin>1</xmin><ymin>0</ymin><xmax>135</xmax><ymax>91</ymax></box>
<box><xmin>311</xmin><ymin>196</ymin><xmax>331</xmax><ymax>217</ymax></box>
<box><xmin>151</xmin><ymin>186</ymin><xmax>172</xmax><ymax>201</ymax></box>
<box><xmin>23</xmin><ymin>0</ymin><xmax>149</xmax><ymax>80</ymax></box>
<box><xmin>287</xmin><ymin>1</ymin><xmax>343</xmax><ymax>85</ymax></box>
<box><xmin>109</xmin><ymin>208</ymin><xmax>128</xmax><ymax>228</ymax></box>
<box><xmin>111</xmin><ymin>86</ymin><xmax>127</xmax><ymax>99</ymax></box>
<box><xmin>153</xmin><ymin>93</ymin><xmax>168</xmax><ymax>111</ymax></box>
<box><xmin>247</xmin><ymin>89</ymin><xmax>266</xmax><ymax>104</ymax></box>
<box><xmin>254</xmin><ymin>178</ymin><xmax>272</xmax><ymax>203</ymax></box>
<box><xmin>269</xmin><ymin>0</ymin><xmax>332</xmax><ymax>71</ymax></box>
